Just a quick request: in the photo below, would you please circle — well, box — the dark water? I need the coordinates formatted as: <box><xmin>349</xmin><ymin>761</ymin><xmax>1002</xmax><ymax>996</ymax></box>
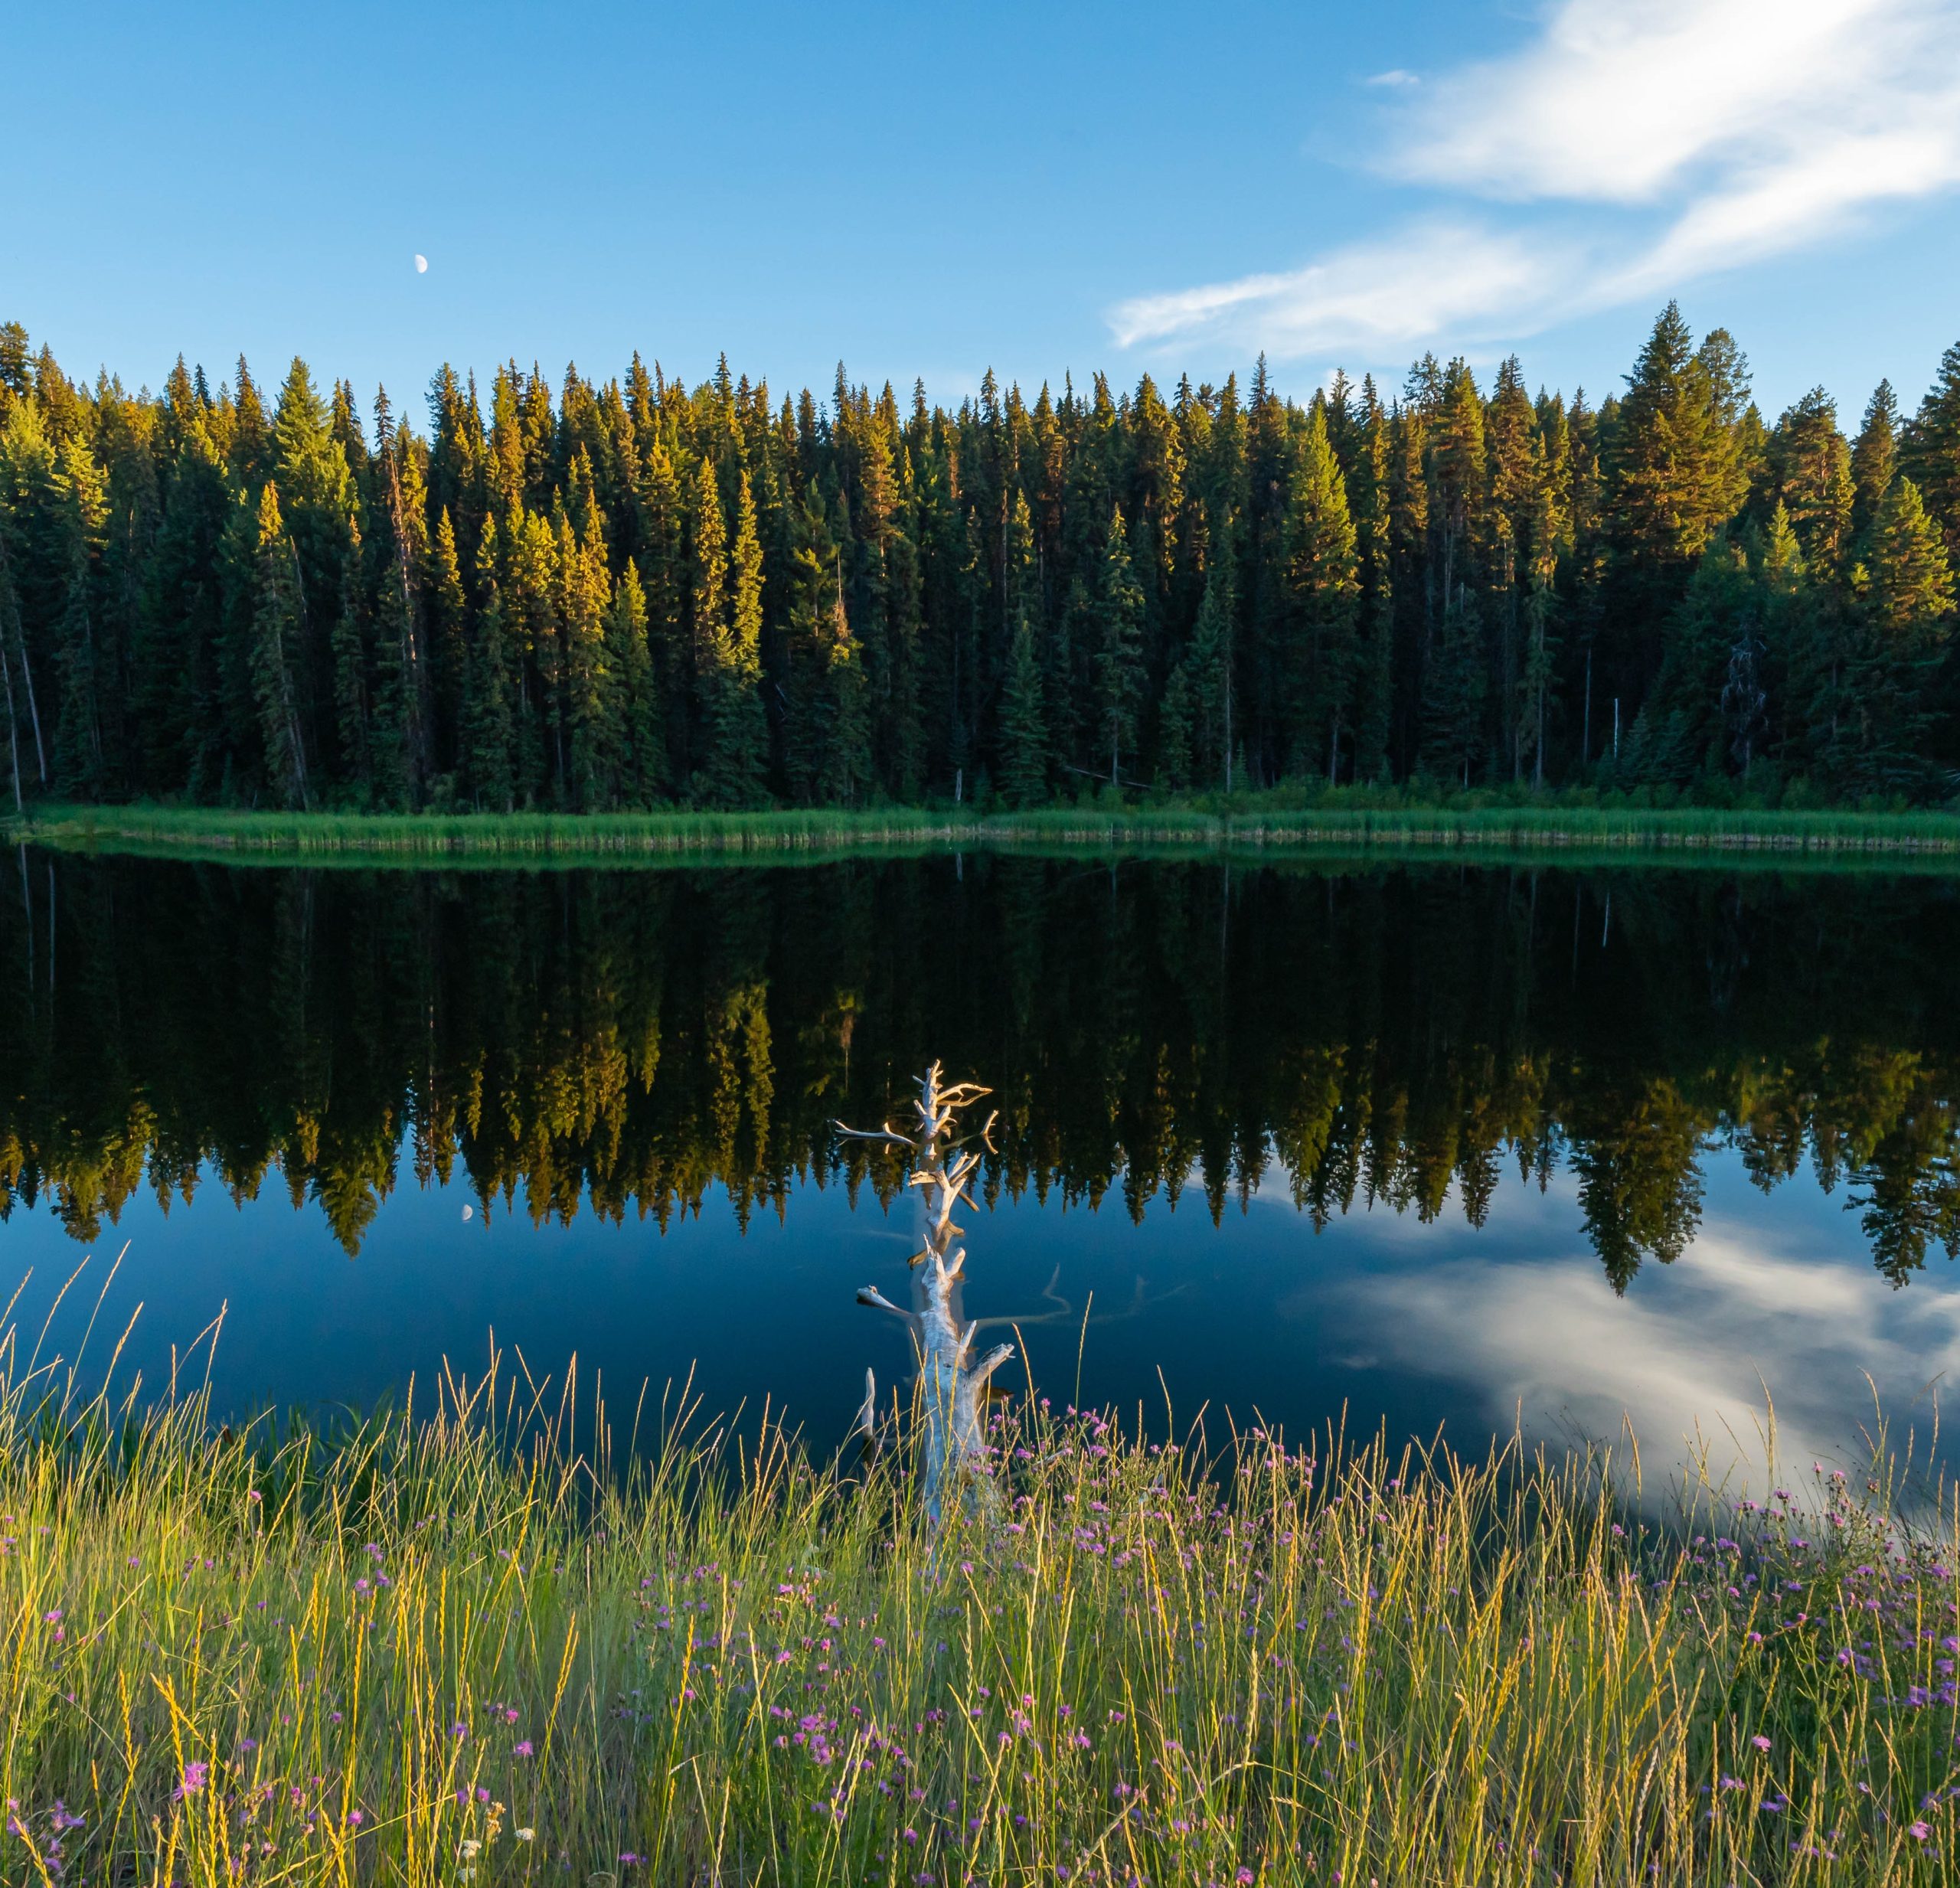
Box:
<box><xmin>4</xmin><ymin>849</ymin><xmax>1959</xmax><ymax>1486</ymax></box>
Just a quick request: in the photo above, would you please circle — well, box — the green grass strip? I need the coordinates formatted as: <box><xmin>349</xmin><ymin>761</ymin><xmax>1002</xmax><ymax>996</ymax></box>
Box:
<box><xmin>10</xmin><ymin>795</ymin><xmax>1960</xmax><ymax>873</ymax></box>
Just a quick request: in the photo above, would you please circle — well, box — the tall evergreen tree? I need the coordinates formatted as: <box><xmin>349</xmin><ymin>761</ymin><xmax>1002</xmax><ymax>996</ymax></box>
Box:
<box><xmin>250</xmin><ymin>482</ymin><xmax>310</xmax><ymax>807</ymax></box>
<box><xmin>1092</xmin><ymin>506</ymin><xmax>1145</xmax><ymax>789</ymax></box>
<box><xmin>696</xmin><ymin>471</ymin><xmax>769</xmax><ymax>807</ymax></box>
<box><xmin>1905</xmin><ymin>342</ymin><xmax>1960</xmax><ymax>564</ymax></box>
<box><xmin>1282</xmin><ymin>407</ymin><xmax>1361</xmax><ymax>782</ymax></box>
<box><xmin>998</xmin><ymin>609</ymin><xmax>1050</xmax><ymax>807</ymax></box>
<box><xmin>463</xmin><ymin>516</ymin><xmax>516</xmax><ymax>810</ymax></box>
<box><xmin>608</xmin><ymin>558</ymin><xmax>664</xmax><ymax>803</ymax></box>
<box><xmin>1851</xmin><ymin>380</ymin><xmax>1900</xmax><ymax>546</ymax></box>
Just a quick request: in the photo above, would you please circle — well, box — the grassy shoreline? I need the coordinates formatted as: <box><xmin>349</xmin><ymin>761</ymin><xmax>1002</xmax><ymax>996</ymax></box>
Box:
<box><xmin>10</xmin><ymin>795</ymin><xmax>1960</xmax><ymax>870</ymax></box>
<box><xmin>7</xmin><ymin>1339</ymin><xmax>1959</xmax><ymax>1886</ymax></box>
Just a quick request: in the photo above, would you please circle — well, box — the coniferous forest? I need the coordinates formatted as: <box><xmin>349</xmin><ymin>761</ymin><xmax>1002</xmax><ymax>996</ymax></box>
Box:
<box><xmin>1</xmin><ymin>302</ymin><xmax>1958</xmax><ymax>815</ymax></box>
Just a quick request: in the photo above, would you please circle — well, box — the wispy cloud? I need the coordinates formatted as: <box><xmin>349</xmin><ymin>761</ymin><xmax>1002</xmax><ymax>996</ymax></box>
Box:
<box><xmin>1109</xmin><ymin>221</ymin><xmax>1569</xmax><ymax>355</ymax></box>
<box><xmin>1112</xmin><ymin>0</ymin><xmax>1960</xmax><ymax>359</ymax></box>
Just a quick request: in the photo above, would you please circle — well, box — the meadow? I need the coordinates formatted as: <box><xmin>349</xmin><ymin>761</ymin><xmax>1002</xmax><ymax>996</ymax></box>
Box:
<box><xmin>6</xmin><ymin>1294</ymin><xmax>1960</xmax><ymax>1886</ymax></box>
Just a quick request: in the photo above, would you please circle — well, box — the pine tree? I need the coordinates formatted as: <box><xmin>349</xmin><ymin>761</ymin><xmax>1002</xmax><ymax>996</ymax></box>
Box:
<box><xmin>1851</xmin><ymin>381</ymin><xmax>1899</xmax><ymax>544</ymax></box>
<box><xmin>462</xmin><ymin>516</ymin><xmax>515</xmax><ymax>810</ymax></box>
<box><xmin>696</xmin><ymin>471</ymin><xmax>769</xmax><ymax>807</ymax></box>
<box><xmin>51</xmin><ymin>435</ymin><xmax>109</xmax><ymax>796</ymax></box>
<box><xmin>1092</xmin><ymin>506</ymin><xmax>1145</xmax><ymax>790</ymax></box>
<box><xmin>1348</xmin><ymin>383</ymin><xmax>1395</xmax><ymax>782</ymax></box>
<box><xmin>429</xmin><ymin>508</ymin><xmax>468</xmax><ymax>775</ymax></box>
<box><xmin>815</xmin><ymin>590</ymin><xmax>871</xmax><ymax>807</ymax></box>
<box><xmin>1651</xmin><ymin>537</ymin><xmax>1753</xmax><ymax>776</ymax></box>
<box><xmin>558</xmin><ymin>512</ymin><xmax>614</xmax><ymax>810</ymax></box>
<box><xmin>608</xmin><ymin>558</ymin><xmax>665</xmax><ymax>803</ymax></box>
<box><xmin>250</xmin><ymin>482</ymin><xmax>310</xmax><ymax>807</ymax></box>
<box><xmin>998</xmin><ymin>609</ymin><xmax>1050</xmax><ymax>807</ymax></box>
<box><xmin>1182</xmin><ymin>535</ymin><xmax>1236</xmax><ymax>791</ymax></box>
<box><xmin>1905</xmin><ymin>342</ymin><xmax>1960</xmax><ymax>564</ymax></box>
<box><xmin>1870</xmin><ymin>476</ymin><xmax>1955</xmax><ymax>643</ymax></box>
<box><xmin>1155</xmin><ymin>661</ymin><xmax>1194</xmax><ymax>794</ymax></box>
<box><xmin>634</xmin><ymin>435</ymin><xmax>687</xmax><ymax>776</ymax></box>
<box><xmin>1282</xmin><ymin>407</ymin><xmax>1361</xmax><ymax>781</ymax></box>
<box><xmin>1770</xmin><ymin>388</ymin><xmax>1853</xmax><ymax>582</ymax></box>
<box><xmin>1422</xmin><ymin>583</ymin><xmax>1485</xmax><ymax>786</ymax></box>
<box><xmin>504</xmin><ymin>507</ymin><xmax>558</xmax><ymax>801</ymax></box>
<box><xmin>1829</xmin><ymin>477</ymin><xmax>1955</xmax><ymax>793</ymax></box>
<box><xmin>1756</xmin><ymin>501</ymin><xmax>1824</xmax><ymax>773</ymax></box>
<box><xmin>1612</xmin><ymin>303</ymin><xmax>1748</xmax><ymax>626</ymax></box>
<box><xmin>329</xmin><ymin>514</ymin><xmax>371</xmax><ymax>799</ymax></box>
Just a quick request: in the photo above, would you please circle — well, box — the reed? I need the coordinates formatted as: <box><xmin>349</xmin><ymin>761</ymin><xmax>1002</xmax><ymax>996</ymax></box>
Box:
<box><xmin>6</xmin><ymin>1295</ymin><xmax>1960</xmax><ymax>1884</ymax></box>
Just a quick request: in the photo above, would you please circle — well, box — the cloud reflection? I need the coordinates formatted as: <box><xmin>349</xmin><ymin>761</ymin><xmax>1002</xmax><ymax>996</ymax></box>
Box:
<box><xmin>1328</xmin><ymin>1200</ymin><xmax>1960</xmax><ymax>1501</ymax></box>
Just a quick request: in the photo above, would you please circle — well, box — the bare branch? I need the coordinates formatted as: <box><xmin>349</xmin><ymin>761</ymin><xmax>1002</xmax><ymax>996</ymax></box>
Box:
<box><xmin>855</xmin><ymin>1285</ymin><xmax>911</xmax><ymax>1320</ymax></box>
<box><xmin>833</xmin><ymin>1119</ymin><xmax>916</xmax><ymax>1150</ymax></box>
<box><xmin>969</xmin><ymin>1343</ymin><xmax>1014</xmax><ymax>1386</ymax></box>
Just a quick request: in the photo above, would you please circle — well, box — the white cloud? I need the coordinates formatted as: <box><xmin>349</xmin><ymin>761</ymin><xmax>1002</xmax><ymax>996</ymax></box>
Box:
<box><xmin>1110</xmin><ymin>220</ymin><xmax>1573</xmax><ymax>356</ymax></box>
<box><xmin>1364</xmin><ymin>68</ymin><xmax>1419</xmax><ymax>88</ymax></box>
<box><xmin>1116</xmin><ymin>0</ymin><xmax>1960</xmax><ymax>360</ymax></box>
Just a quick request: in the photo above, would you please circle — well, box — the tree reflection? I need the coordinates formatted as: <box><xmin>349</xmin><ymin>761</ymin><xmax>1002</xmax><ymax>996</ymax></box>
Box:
<box><xmin>3</xmin><ymin>854</ymin><xmax>1958</xmax><ymax>1290</ymax></box>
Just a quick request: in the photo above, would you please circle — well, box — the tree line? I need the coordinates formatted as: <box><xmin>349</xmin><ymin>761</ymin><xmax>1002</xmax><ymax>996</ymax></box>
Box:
<box><xmin>0</xmin><ymin>303</ymin><xmax>1957</xmax><ymax>813</ymax></box>
<box><xmin>7</xmin><ymin>854</ymin><xmax>1957</xmax><ymax>1289</ymax></box>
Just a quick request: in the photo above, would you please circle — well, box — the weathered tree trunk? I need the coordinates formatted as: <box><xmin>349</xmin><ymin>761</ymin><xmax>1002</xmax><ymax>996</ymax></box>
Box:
<box><xmin>838</xmin><ymin>1062</ymin><xmax>1011</xmax><ymax>1529</ymax></box>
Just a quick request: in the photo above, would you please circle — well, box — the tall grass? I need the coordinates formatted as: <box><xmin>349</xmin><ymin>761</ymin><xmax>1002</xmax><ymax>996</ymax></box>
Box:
<box><xmin>8</xmin><ymin>1300</ymin><xmax>1960</xmax><ymax>1883</ymax></box>
<box><xmin>10</xmin><ymin>793</ymin><xmax>1960</xmax><ymax>871</ymax></box>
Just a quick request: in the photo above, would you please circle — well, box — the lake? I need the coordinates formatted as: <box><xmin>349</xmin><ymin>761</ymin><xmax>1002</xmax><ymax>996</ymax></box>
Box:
<box><xmin>4</xmin><ymin>848</ymin><xmax>1959</xmax><ymax>1492</ymax></box>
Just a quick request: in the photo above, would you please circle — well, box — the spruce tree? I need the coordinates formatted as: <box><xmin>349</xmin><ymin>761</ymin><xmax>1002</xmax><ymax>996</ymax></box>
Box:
<box><xmin>1612</xmin><ymin>303</ymin><xmax>1746</xmax><ymax>616</ymax></box>
<box><xmin>696</xmin><ymin>471</ymin><xmax>769</xmax><ymax>807</ymax></box>
<box><xmin>1831</xmin><ymin>477</ymin><xmax>1955</xmax><ymax>794</ymax></box>
<box><xmin>1182</xmin><ymin>537</ymin><xmax>1236</xmax><ymax>791</ymax></box>
<box><xmin>462</xmin><ymin>516</ymin><xmax>515</xmax><ymax>810</ymax></box>
<box><xmin>1770</xmin><ymin>389</ymin><xmax>1853</xmax><ymax>582</ymax></box>
<box><xmin>1851</xmin><ymin>381</ymin><xmax>1899</xmax><ymax>544</ymax></box>
<box><xmin>250</xmin><ymin>482</ymin><xmax>310</xmax><ymax>807</ymax></box>
<box><xmin>429</xmin><ymin>508</ymin><xmax>468</xmax><ymax>774</ymax></box>
<box><xmin>1283</xmin><ymin>407</ymin><xmax>1361</xmax><ymax>782</ymax></box>
<box><xmin>1092</xmin><ymin>505</ymin><xmax>1145</xmax><ymax>790</ymax></box>
<box><xmin>330</xmin><ymin>514</ymin><xmax>371</xmax><ymax>799</ymax></box>
<box><xmin>51</xmin><ymin>435</ymin><xmax>108</xmax><ymax>797</ymax></box>
<box><xmin>998</xmin><ymin>610</ymin><xmax>1050</xmax><ymax>807</ymax></box>
<box><xmin>1421</xmin><ymin>584</ymin><xmax>1485</xmax><ymax>786</ymax></box>
<box><xmin>558</xmin><ymin>511</ymin><xmax>614</xmax><ymax>810</ymax></box>
<box><xmin>608</xmin><ymin>558</ymin><xmax>665</xmax><ymax>803</ymax></box>
<box><xmin>1905</xmin><ymin>341</ymin><xmax>1960</xmax><ymax>563</ymax></box>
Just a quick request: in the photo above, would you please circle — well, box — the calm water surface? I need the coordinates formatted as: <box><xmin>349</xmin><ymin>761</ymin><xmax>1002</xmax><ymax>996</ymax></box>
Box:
<box><xmin>4</xmin><ymin>851</ymin><xmax>1959</xmax><ymax>1488</ymax></box>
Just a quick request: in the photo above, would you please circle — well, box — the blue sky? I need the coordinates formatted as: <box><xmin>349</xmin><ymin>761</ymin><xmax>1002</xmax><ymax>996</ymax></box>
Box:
<box><xmin>9</xmin><ymin>0</ymin><xmax>1960</xmax><ymax>426</ymax></box>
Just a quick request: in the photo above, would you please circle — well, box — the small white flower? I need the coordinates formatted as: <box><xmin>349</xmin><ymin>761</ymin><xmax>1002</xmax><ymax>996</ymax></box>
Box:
<box><xmin>515</xmin><ymin>1828</ymin><xmax>535</xmax><ymax>1842</ymax></box>
<box><xmin>460</xmin><ymin>1839</ymin><xmax>482</xmax><ymax>1858</ymax></box>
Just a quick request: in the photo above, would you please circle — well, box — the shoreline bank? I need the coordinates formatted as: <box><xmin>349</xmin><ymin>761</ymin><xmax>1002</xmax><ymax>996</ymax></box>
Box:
<box><xmin>11</xmin><ymin>797</ymin><xmax>1960</xmax><ymax>871</ymax></box>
